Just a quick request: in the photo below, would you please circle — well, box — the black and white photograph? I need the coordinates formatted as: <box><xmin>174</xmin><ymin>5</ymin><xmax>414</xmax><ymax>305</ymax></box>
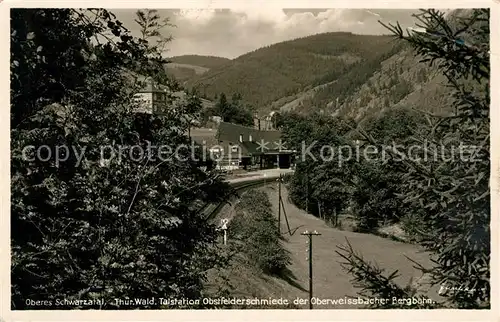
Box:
<box><xmin>6</xmin><ymin>3</ymin><xmax>492</xmax><ymax>315</ymax></box>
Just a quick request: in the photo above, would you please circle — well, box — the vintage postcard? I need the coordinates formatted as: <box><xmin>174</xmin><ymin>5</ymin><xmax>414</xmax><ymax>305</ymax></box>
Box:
<box><xmin>1</xmin><ymin>0</ymin><xmax>498</xmax><ymax>321</ymax></box>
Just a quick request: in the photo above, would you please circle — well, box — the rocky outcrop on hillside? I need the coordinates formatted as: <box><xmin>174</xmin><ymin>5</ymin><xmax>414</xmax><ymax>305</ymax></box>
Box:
<box><xmin>332</xmin><ymin>48</ymin><xmax>454</xmax><ymax>121</ymax></box>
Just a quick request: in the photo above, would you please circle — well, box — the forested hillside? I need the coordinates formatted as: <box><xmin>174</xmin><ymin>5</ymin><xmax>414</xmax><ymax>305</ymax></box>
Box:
<box><xmin>183</xmin><ymin>32</ymin><xmax>399</xmax><ymax>112</ymax></box>
<box><xmin>171</xmin><ymin>12</ymin><xmax>480</xmax><ymax>121</ymax></box>
<box><xmin>298</xmin><ymin>46</ymin><xmax>451</xmax><ymax>120</ymax></box>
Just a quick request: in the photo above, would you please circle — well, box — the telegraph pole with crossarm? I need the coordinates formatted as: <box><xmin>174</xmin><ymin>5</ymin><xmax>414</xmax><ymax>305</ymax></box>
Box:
<box><xmin>301</xmin><ymin>230</ymin><xmax>321</xmax><ymax>309</ymax></box>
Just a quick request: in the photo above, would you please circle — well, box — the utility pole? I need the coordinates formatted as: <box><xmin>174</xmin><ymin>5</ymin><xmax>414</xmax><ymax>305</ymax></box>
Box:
<box><xmin>277</xmin><ymin>173</ymin><xmax>292</xmax><ymax>235</ymax></box>
<box><xmin>301</xmin><ymin>230</ymin><xmax>321</xmax><ymax>309</ymax></box>
<box><xmin>278</xmin><ymin>173</ymin><xmax>281</xmax><ymax>234</ymax></box>
<box><xmin>305</xmin><ymin>172</ymin><xmax>309</xmax><ymax>213</ymax></box>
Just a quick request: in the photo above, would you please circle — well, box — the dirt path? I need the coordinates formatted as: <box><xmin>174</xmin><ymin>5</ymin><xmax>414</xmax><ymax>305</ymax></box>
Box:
<box><xmin>264</xmin><ymin>185</ymin><xmax>441</xmax><ymax>309</ymax></box>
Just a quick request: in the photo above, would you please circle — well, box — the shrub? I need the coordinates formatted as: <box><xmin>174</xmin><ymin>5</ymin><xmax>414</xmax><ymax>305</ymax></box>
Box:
<box><xmin>230</xmin><ymin>190</ymin><xmax>291</xmax><ymax>275</ymax></box>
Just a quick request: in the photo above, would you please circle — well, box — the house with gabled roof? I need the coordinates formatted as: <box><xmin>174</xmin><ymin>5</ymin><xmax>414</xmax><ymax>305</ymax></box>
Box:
<box><xmin>203</xmin><ymin>122</ymin><xmax>295</xmax><ymax>170</ymax></box>
<box><xmin>129</xmin><ymin>73</ymin><xmax>213</xmax><ymax>115</ymax></box>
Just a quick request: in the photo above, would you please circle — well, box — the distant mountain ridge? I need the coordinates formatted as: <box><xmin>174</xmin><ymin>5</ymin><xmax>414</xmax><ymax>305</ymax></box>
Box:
<box><xmin>168</xmin><ymin>55</ymin><xmax>231</xmax><ymax>69</ymax></box>
<box><xmin>165</xmin><ymin>55</ymin><xmax>231</xmax><ymax>84</ymax></box>
<box><xmin>166</xmin><ymin>9</ymin><xmax>484</xmax><ymax>121</ymax></box>
<box><xmin>182</xmin><ymin>32</ymin><xmax>398</xmax><ymax>114</ymax></box>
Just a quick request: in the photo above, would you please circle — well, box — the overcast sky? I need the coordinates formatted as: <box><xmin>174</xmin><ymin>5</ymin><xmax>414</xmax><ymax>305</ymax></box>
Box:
<box><xmin>111</xmin><ymin>8</ymin><xmax>424</xmax><ymax>59</ymax></box>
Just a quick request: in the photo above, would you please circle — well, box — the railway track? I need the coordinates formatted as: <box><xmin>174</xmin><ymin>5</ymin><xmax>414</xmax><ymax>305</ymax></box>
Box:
<box><xmin>202</xmin><ymin>176</ymin><xmax>278</xmax><ymax>221</ymax></box>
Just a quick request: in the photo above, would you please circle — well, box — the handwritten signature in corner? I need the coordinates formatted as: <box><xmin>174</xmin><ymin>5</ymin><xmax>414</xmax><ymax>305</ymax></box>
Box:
<box><xmin>438</xmin><ymin>283</ymin><xmax>488</xmax><ymax>296</ymax></box>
